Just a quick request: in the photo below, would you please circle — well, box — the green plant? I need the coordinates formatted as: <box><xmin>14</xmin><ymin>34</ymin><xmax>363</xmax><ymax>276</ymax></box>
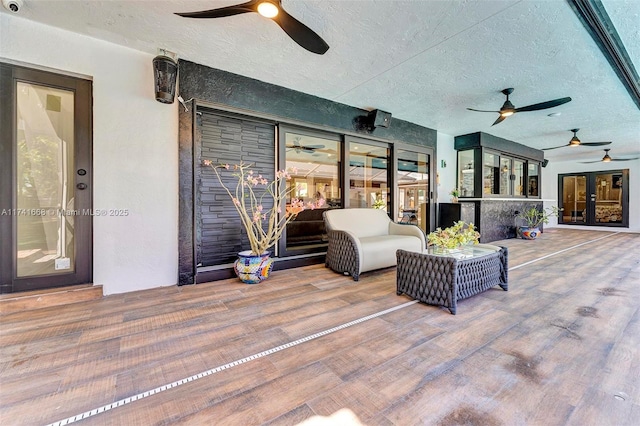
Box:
<box><xmin>449</xmin><ymin>188</ymin><xmax>460</xmax><ymax>198</ymax></box>
<box><xmin>516</xmin><ymin>206</ymin><xmax>561</xmax><ymax>229</ymax></box>
<box><xmin>203</xmin><ymin>160</ymin><xmax>324</xmax><ymax>255</ymax></box>
<box><xmin>427</xmin><ymin>221</ymin><xmax>480</xmax><ymax>249</ymax></box>
<box><xmin>372</xmin><ymin>194</ymin><xmax>385</xmax><ymax>209</ymax></box>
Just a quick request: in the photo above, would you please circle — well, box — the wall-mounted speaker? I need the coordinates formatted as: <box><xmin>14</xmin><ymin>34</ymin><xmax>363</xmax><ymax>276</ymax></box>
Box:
<box><xmin>368</xmin><ymin>109</ymin><xmax>392</xmax><ymax>128</ymax></box>
<box><xmin>542</xmin><ymin>159</ymin><xmax>549</xmax><ymax>167</ymax></box>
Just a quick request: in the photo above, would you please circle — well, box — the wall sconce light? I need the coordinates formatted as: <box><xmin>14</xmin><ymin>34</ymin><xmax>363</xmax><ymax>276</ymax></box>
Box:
<box><xmin>153</xmin><ymin>49</ymin><xmax>178</xmax><ymax>104</ymax></box>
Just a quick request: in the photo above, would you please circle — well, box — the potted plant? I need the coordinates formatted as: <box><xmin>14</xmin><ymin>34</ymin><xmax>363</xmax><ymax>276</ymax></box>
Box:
<box><xmin>449</xmin><ymin>188</ymin><xmax>460</xmax><ymax>203</ymax></box>
<box><xmin>203</xmin><ymin>160</ymin><xmax>323</xmax><ymax>283</ymax></box>
<box><xmin>427</xmin><ymin>221</ymin><xmax>480</xmax><ymax>253</ymax></box>
<box><xmin>515</xmin><ymin>206</ymin><xmax>561</xmax><ymax>240</ymax></box>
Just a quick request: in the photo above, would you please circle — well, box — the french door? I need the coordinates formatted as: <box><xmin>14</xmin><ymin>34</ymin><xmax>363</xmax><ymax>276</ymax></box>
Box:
<box><xmin>558</xmin><ymin>170</ymin><xmax>629</xmax><ymax>227</ymax></box>
<box><xmin>0</xmin><ymin>63</ymin><xmax>93</xmax><ymax>293</ymax></box>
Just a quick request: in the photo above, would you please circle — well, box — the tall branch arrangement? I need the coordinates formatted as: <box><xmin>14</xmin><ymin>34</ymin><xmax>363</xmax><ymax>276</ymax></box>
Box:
<box><xmin>204</xmin><ymin>160</ymin><xmax>324</xmax><ymax>255</ymax></box>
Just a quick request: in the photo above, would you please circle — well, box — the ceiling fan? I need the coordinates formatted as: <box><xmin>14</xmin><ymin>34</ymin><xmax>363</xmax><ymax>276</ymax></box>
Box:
<box><xmin>286</xmin><ymin>139</ymin><xmax>325</xmax><ymax>154</ymax></box>
<box><xmin>175</xmin><ymin>0</ymin><xmax>329</xmax><ymax>55</ymax></box>
<box><xmin>580</xmin><ymin>149</ymin><xmax>639</xmax><ymax>163</ymax></box>
<box><xmin>467</xmin><ymin>88</ymin><xmax>571</xmax><ymax>126</ymax></box>
<box><xmin>542</xmin><ymin>129</ymin><xmax>612</xmax><ymax>151</ymax></box>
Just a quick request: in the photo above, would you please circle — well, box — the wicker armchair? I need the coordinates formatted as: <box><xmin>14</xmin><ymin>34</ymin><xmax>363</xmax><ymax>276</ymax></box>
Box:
<box><xmin>324</xmin><ymin>208</ymin><xmax>425</xmax><ymax>281</ymax></box>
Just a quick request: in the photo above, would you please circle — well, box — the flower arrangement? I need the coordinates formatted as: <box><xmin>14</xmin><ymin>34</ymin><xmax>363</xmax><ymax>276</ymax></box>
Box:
<box><xmin>203</xmin><ymin>160</ymin><xmax>324</xmax><ymax>255</ymax></box>
<box><xmin>516</xmin><ymin>206</ymin><xmax>561</xmax><ymax>229</ymax></box>
<box><xmin>427</xmin><ymin>221</ymin><xmax>480</xmax><ymax>250</ymax></box>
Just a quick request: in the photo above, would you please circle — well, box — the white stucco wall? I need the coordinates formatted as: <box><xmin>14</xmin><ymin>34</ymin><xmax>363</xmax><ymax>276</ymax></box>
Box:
<box><xmin>1</xmin><ymin>14</ymin><xmax>179</xmax><ymax>294</ymax></box>
<box><xmin>542</xmin><ymin>158</ymin><xmax>640</xmax><ymax>232</ymax></box>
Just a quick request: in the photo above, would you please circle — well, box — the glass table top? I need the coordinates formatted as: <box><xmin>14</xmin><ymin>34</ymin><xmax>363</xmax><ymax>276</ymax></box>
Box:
<box><xmin>424</xmin><ymin>244</ymin><xmax>500</xmax><ymax>260</ymax></box>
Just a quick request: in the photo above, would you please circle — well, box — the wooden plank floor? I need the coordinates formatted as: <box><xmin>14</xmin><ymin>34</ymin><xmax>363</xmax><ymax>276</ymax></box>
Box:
<box><xmin>1</xmin><ymin>229</ymin><xmax>638</xmax><ymax>425</ymax></box>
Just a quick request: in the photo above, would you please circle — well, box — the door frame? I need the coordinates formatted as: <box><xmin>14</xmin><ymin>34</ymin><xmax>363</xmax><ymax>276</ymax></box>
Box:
<box><xmin>394</xmin><ymin>142</ymin><xmax>436</xmax><ymax>234</ymax></box>
<box><xmin>558</xmin><ymin>169</ymin><xmax>629</xmax><ymax>227</ymax></box>
<box><xmin>0</xmin><ymin>62</ymin><xmax>93</xmax><ymax>293</ymax></box>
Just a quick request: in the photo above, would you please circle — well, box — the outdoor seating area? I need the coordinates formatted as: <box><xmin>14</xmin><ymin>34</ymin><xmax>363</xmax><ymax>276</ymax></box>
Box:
<box><xmin>1</xmin><ymin>229</ymin><xmax>639</xmax><ymax>425</ymax></box>
<box><xmin>324</xmin><ymin>208</ymin><xmax>426</xmax><ymax>281</ymax></box>
<box><xmin>1</xmin><ymin>2</ymin><xmax>639</xmax><ymax>425</ymax></box>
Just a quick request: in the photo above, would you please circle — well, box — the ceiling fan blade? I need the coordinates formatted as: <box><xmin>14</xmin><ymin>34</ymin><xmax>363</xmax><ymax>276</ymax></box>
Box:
<box><xmin>304</xmin><ymin>144</ymin><xmax>325</xmax><ymax>149</ymax></box>
<box><xmin>273</xmin><ymin>8</ymin><xmax>329</xmax><ymax>54</ymax></box>
<box><xmin>542</xmin><ymin>144</ymin><xmax>571</xmax><ymax>150</ymax></box>
<box><xmin>612</xmin><ymin>158</ymin><xmax>639</xmax><ymax>161</ymax></box>
<box><xmin>580</xmin><ymin>141</ymin><xmax>612</xmax><ymax>146</ymax></box>
<box><xmin>515</xmin><ymin>97</ymin><xmax>572</xmax><ymax>113</ymax></box>
<box><xmin>580</xmin><ymin>160</ymin><xmax>604</xmax><ymax>163</ymax></box>
<box><xmin>467</xmin><ymin>108</ymin><xmax>500</xmax><ymax>113</ymax></box>
<box><xmin>175</xmin><ymin>1</ymin><xmax>257</xmax><ymax>19</ymax></box>
<box><xmin>491</xmin><ymin>115</ymin><xmax>507</xmax><ymax>126</ymax></box>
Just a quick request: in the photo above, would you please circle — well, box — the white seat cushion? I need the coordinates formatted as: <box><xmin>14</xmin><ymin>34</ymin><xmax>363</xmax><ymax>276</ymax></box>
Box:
<box><xmin>359</xmin><ymin>235</ymin><xmax>423</xmax><ymax>272</ymax></box>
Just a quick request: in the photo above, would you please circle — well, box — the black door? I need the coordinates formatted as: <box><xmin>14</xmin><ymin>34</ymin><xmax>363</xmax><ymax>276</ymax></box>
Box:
<box><xmin>0</xmin><ymin>63</ymin><xmax>93</xmax><ymax>293</ymax></box>
<box><xmin>558</xmin><ymin>170</ymin><xmax>629</xmax><ymax>227</ymax></box>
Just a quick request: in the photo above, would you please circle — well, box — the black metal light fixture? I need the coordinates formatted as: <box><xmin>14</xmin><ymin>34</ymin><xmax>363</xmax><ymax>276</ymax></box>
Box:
<box><xmin>153</xmin><ymin>49</ymin><xmax>178</xmax><ymax>104</ymax></box>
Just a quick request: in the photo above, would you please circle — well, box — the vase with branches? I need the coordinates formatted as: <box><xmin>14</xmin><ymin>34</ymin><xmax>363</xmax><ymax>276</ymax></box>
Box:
<box><xmin>203</xmin><ymin>160</ymin><xmax>323</xmax><ymax>282</ymax></box>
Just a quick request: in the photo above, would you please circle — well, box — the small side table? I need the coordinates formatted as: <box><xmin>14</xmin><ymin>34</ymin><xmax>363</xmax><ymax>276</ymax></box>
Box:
<box><xmin>396</xmin><ymin>245</ymin><xmax>508</xmax><ymax>314</ymax></box>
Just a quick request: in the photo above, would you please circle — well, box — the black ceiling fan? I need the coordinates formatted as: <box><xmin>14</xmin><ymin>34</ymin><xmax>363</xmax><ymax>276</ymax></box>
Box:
<box><xmin>581</xmin><ymin>149</ymin><xmax>639</xmax><ymax>163</ymax></box>
<box><xmin>175</xmin><ymin>0</ymin><xmax>329</xmax><ymax>55</ymax></box>
<box><xmin>286</xmin><ymin>139</ymin><xmax>325</xmax><ymax>154</ymax></box>
<box><xmin>542</xmin><ymin>129</ymin><xmax>612</xmax><ymax>151</ymax></box>
<box><xmin>468</xmin><ymin>88</ymin><xmax>572</xmax><ymax>126</ymax></box>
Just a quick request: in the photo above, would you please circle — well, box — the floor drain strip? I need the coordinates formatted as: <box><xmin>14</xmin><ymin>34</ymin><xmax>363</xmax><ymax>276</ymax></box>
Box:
<box><xmin>508</xmin><ymin>231</ymin><xmax>620</xmax><ymax>271</ymax></box>
<box><xmin>45</xmin><ymin>300</ymin><xmax>418</xmax><ymax>426</ymax></box>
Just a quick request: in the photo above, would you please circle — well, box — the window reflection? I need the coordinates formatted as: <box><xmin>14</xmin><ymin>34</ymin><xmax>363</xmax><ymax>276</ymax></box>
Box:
<box><xmin>483</xmin><ymin>153</ymin><xmax>499</xmax><ymax>194</ymax></box>
<box><xmin>458</xmin><ymin>150</ymin><xmax>474</xmax><ymax>197</ymax></box>
<box><xmin>348</xmin><ymin>142</ymin><xmax>390</xmax><ymax>211</ymax></box>
<box><xmin>397</xmin><ymin>150</ymin><xmax>429</xmax><ymax>232</ymax></box>
<box><xmin>284</xmin><ymin>133</ymin><xmax>341</xmax><ymax>250</ymax></box>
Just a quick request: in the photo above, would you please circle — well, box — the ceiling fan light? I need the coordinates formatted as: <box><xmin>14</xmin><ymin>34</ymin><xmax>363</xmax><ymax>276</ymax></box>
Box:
<box><xmin>257</xmin><ymin>2</ymin><xmax>279</xmax><ymax>18</ymax></box>
<box><xmin>569</xmin><ymin>136</ymin><xmax>581</xmax><ymax>146</ymax></box>
<box><xmin>602</xmin><ymin>154</ymin><xmax>611</xmax><ymax>162</ymax></box>
<box><xmin>500</xmin><ymin>110</ymin><xmax>514</xmax><ymax>117</ymax></box>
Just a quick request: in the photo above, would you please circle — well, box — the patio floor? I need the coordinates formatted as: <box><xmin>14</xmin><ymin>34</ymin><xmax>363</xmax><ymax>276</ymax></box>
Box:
<box><xmin>1</xmin><ymin>229</ymin><xmax>639</xmax><ymax>425</ymax></box>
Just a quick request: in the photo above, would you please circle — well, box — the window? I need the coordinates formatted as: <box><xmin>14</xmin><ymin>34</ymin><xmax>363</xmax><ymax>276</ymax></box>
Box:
<box><xmin>457</xmin><ymin>150</ymin><xmax>475</xmax><ymax>197</ymax></box>
<box><xmin>514</xmin><ymin>159</ymin><xmax>525</xmax><ymax>196</ymax></box>
<box><xmin>348</xmin><ymin>141</ymin><xmax>390</xmax><ymax>210</ymax></box>
<box><xmin>483</xmin><ymin>151</ymin><xmax>532</xmax><ymax>197</ymax></box>
<box><xmin>283</xmin><ymin>130</ymin><xmax>341</xmax><ymax>252</ymax></box>
<box><xmin>528</xmin><ymin>163</ymin><xmax>539</xmax><ymax>197</ymax></box>
<box><xmin>397</xmin><ymin>150</ymin><xmax>430</xmax><ymax>232</ymax></box>
<box><xmin>483</xmin><ymin>152</ymin><xmax>499</xmax><ymax>194</ymax></box>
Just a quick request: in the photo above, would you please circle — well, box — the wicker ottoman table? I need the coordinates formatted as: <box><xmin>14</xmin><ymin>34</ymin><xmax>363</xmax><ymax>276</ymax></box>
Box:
<box><xmin>396</xmin><ymin>245</ymin><xmax>508</xmax><ymax>314</ymax></box>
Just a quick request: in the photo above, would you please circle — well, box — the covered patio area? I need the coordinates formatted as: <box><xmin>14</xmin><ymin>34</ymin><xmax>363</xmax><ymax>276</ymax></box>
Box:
<box><xmin>1</xmin><ymin>228</ymin><xmax>639</xmax><ymax>425</ymax></box>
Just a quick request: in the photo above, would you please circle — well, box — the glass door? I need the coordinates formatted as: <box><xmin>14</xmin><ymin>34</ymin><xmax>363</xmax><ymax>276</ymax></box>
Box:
<box><xmin>279</xmin><ymin>127</ymin><xmax>342</xmax><ymax>255</ymax></box>
<box><xmin>594</xmin><ymin>172</ymin><xmax>625</xmax><ymax>224</ymax></box>
<box><xmin>397</xmin><ymin>149</ymin><xmax>431</xmax><ymax>233</ymax></box>
<box><xmin>346</xmin><ymin>138</ymin><xmax>391</xmax><ymax>211</ymax></box>
<box><xmin>559</xmin><ymin>171</ymin><xmax>629</xmax><ymax>227</ymax></box>
<box><xmin>561</xmin><ymin>175</ymin><xmax>587</xmax><ymax>223</ymax></box>
<box><xmin>1</xmin><ymin>63</ymin><xmax>92</xmax><ymax>293</ymax></box>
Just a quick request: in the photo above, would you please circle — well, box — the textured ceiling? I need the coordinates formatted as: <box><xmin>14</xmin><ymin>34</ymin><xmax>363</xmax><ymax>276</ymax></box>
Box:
<box><xmin>4</xmin><ymin>0</ymin><xmax>639</xmax><ymax>163</ymax></box>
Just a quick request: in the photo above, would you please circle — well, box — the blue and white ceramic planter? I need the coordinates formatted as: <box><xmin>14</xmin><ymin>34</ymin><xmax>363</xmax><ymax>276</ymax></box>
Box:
<box><xmin>233</xmin><ymin>251</ymin><xmax>274</xmax><ymax>284</ymax></box>
<box><xmin>518</xmin><ymin>226</ymin><xmax>540</xmax><ymax>240</ymax></box>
